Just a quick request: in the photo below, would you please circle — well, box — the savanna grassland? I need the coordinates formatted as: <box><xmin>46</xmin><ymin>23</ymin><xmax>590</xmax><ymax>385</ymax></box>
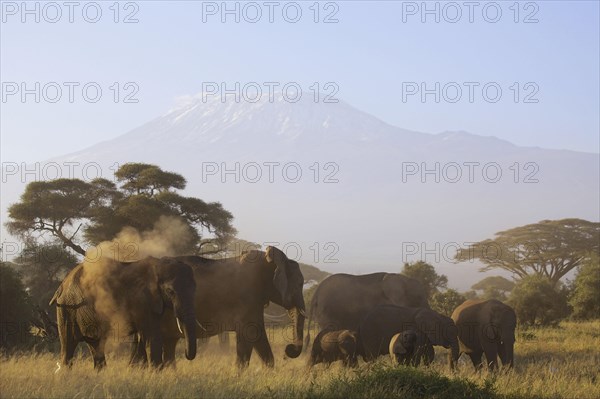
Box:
<box><xmin>1</xmin><ymin>321</ymin><xmax>598</xmax><ymax>399</ymax></box>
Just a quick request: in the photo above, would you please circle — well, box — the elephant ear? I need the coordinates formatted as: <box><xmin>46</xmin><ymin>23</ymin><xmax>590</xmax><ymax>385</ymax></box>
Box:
<box><xmin>381</xmin><ymin>274</ymin><xmax>408</xmax><ymax>305</ymax></box>
<box><xmin>265</xmin><ymin>246</ymin><xmax>289</xmax><ymax>301</ymax></box>
<box><xmin>50</xmin><ymin>264</ymin><xmax>86</xmax><ymax>307</ymax></box>
<box><xmin>390</xmin><ymin>333</ymin><xmax>407</xmax><ymax>355</ymax></box>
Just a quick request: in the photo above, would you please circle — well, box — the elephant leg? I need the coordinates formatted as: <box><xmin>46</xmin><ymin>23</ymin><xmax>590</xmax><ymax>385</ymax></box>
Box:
<box><xmin>468</xmin><ymin>351</ymin><xmax>484</xmax><ymax>371</ymax></box>
<box><xmin>497</xmin><ymin>342</ymin><xmax>507</xmax><ymax>366</ymax></box>
<box><xmin>197</xmin><ymin>336</ymin><xmax>210</xmax><ymax>353</ymax></box>
<box><xmin>57</xmin><ymin>308</ymin><xmax>78</xmax><ymax>368</ymax></box>
<box><xmin>129</xmin><ymin>334</ymin><xmax>148</xmax><ymax>367</ymax></box>
<box><xmin>218</xmin><ymin>332</ymin><xmax>230</xmax><ymax>351</ymax></box>
<box><xmin>62</xmin><ymin>340</ymin><xmax>77</xmax><ymax>368</ymax></box>
<box><xmin>413</xmin><ymin>346</ymin><xmax>431</xmax><ymax>367</ymax></box>
<box><xmin>235</xmin><ymin>329</ymin><xmax>253</xmax><ymax>369</ymax></box>
<box><xmin>482</xmin><ymin>342</ymin><xmax>499</xmax><ymax>370</ymax></box>
<box><xmin>251</xmin><ymin>325</ymin><xmax>274</xmax><ymax>368</ymax></box>
<box><xmin>162</xmin><ymin>338</ymin><xmax>178</xmax><ymax>367</ymax></box>
<box><xmin>86</xmin><ymin>339</ymin><xmax>107</xmax><ymax>370</ymax></box>
<box><xmin>309</xmin><ymin>349</ymin><xmax>323</xmax><ymax>367</ymax></box>
<box><xmin>343</xmin><ymin>355</ymin><xmax>357</xmax><ymax>368</ymax></box>
<box><xmin>148</xmin><ymin>334</ymin><xmax>164</xmax><ymax>368</ymax></box>
<box><xmin>497</xmin><ymin>341</ymin><xmax>514</xmax><ymax>368</ymax></box>
<box><xmin>408</xmin><ymin>353</ymin><xmax>418</xmax><ymax>367</ymax></box>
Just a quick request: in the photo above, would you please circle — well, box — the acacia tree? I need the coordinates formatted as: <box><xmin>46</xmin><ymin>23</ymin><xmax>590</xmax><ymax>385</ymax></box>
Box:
<box><xmin>455</xmin><ymin>219</ymin><xmax>600</xmax><ymax>285</ymax></box>
<box><xmin>7</xmin><ymin>163</ymin><xmax>236</xmax><ymax>256</ymax></box>
<box><xmin>6</xmin><ymin>178</ymin><xmax>119</xmax><ymax>255</ymax></box>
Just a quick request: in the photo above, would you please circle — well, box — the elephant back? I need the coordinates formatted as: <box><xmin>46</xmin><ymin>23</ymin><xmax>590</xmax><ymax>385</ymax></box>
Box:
<box><xmin>452</xmin><ymin>299</ymin><xmax>510</xmax><ymax>323</ymax></box>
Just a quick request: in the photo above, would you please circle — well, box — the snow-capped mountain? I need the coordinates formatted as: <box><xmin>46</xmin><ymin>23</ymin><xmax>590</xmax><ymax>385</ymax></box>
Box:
<box><xmin>2</xmin><ymin>94</ymin><xmax>599</xmax><ymax>289</ymax></box>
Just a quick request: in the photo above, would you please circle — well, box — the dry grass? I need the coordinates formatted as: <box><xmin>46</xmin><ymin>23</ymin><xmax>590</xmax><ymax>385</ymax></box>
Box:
<box><xmin>1</xmin><ymin>321</ymin><xmax>598</xmax><ymax>399</ymax></box>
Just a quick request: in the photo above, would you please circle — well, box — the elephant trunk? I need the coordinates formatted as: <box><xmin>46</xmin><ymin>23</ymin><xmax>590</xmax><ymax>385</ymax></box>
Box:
<box><xmin>176</xmin><ymin>306</ymin><xmax>197</xmax><ymax>361</ymax></box>
<box><xmin>285</xmin><ymin>305</ymin><xmax>305</xmax><ymax>358</ymax></box>
<box><xmin>183</xmin><ymin>316</ymin><xmax>197</xmax><ymax>360</ymax></box>
<box><xmin>505</xmin><ymin>341</ymin><xmax>514</xmax><ymax>368</ymax></box>
<box><xmin>502</xmin><ymin>331</ymin><xmax>515</xmax><ymax>368</ymax></box>
<box><xmin>449</xmin><ymin>339</ymin><xmax>460</xmax><ymax>368</ymax></box>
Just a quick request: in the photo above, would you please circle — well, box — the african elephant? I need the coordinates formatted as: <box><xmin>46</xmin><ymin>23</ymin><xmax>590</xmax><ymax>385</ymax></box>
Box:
<box><xmin>389</xmin><ymin>329</ymin><xmax>434</xmax><ymax>366</ymax></box>
<box><xmin>50</xmin><ymin>256</ymin><xmax>197</xmax><ymax>369</ymax></box>
<box><xmin>358</xmin><ymin>305</ymin><xmax>459</xmax><ymax>365</ymax></box>
<box><xmin>451</xmin><ymin>299</ymin><xmax>516</xmax><ymax>371</ymax></box>
<box><xmin>305</xmin><ymin>273</ymin><xmax>429</xmax><ymax>349</ymax></box>
<box><xmin>156</xmin><ymin>246</ymin><xmax>305</xmax><ymax>368</ymax></box>
<box><xmin>309</xmin><ymin>329</ymin><xmax>358</xmax><ymax>368</ymax></box>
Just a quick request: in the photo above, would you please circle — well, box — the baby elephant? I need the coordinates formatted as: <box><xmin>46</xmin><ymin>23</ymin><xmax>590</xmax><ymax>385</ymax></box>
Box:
<box><xmin>309</xmin><ymin>329</ymin><xmax>358</xmax><ymax>367</ymax></box>
<box><xmin>389</xmin><ymin>330</ymin><xmax>434</xmax><ymax>367</ymax></box>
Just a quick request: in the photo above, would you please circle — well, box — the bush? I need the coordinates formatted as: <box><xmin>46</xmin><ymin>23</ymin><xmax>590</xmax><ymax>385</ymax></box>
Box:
<box><xmin>0</xmin><ymin>263</ymin><xmax>34</xmax><ymax>351</ymax></box>
<box><xmin>14</xmin><ymin>242</ymin><xmax>78</xmax><ymax>311</ymax></box>
<box><xmin>569</xmin><ymin>254</ymin><xmax>600</xmax><ymax>320</ymax></box>
<box><xmin>430</xmin><ymin>289</ymin><xmax>466</xmax><ymax>317</ymax></box>
<box><xmin>508</xmin><ymin>275</ymin><xmax>570</xmax><ymax>326</ymax></box>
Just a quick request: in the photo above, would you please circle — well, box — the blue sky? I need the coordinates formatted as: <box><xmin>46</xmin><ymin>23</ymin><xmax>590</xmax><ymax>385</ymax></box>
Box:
<box><xmin>1</xmin><ymin>0</ymin><xmax>599</xmax><ymax>162</ymax></box>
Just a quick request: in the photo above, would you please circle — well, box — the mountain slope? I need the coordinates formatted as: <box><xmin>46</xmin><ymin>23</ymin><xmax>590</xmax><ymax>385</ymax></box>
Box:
<box><xmin>2</xmin><ymin>94</ymin><xmax>598</xmax><ymax>289</ymax></box>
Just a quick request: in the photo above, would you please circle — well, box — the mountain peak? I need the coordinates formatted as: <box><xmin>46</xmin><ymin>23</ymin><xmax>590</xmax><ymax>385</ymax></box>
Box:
<box><xmin>122</xmin><ymin>93</ymin><xmax>413</xmax><ymax>148</ymax></box>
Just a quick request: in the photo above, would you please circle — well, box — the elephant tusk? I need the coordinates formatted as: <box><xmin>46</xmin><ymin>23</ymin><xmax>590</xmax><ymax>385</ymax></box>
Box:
<box><xmin>196</xmin><ymin>320</ymin><xmax>207</xmax><ymax>331</ymax></box>
<box><xmin>265</xmin><ymin>312</ymin><xmax>292</xmax><ymax>322</ymax></box>
<box><xmin>176</xmin><ymin>317</ymin><xmax>183</xmax><ymax>334</ymax></box>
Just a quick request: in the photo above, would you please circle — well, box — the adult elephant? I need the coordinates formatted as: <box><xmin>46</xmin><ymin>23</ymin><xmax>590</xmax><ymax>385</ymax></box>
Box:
<box><xmin>305</xmin><ymin>273</ymin><xmax>429</xmax><ymax>349</ymax></box>
<box><xmin>50</xmin><ymin>256</ymin><xmax>197</xmax><ymax>369</ymax></box>
<box><xmin>358</xmin><ymin>305</ymin><xmax>459</xmax><ymax>364</ymax></box>
<box><xmin>159</xmin><ymin>246</ymin><xmax>305</xmax><ymax>368</ymax></box>
<box><xmin>451</xmin><ymin>299</ymin><xmax>516</xmax><ymax>370</ymax></box>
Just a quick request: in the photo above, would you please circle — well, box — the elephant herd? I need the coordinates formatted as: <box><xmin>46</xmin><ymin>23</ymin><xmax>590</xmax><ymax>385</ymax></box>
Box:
<box><xmin>50</xmin><ymin>248</ymin><xmax>516</xmax><ymax>372</ymax></box>
<box><xmin>51</xmin><ymin>246</ymin><xmax>305</xmax><ymax>369</ymax></box>
<box><xmin>306</xmin><ymin>273</ymin><xmax>516</xmax><ymax>371</ymax></box>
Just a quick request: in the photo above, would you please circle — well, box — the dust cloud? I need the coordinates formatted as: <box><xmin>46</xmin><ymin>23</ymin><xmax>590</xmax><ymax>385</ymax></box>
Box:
<box><xmin>86</xmin><ymin>215</ymin><xmax>194</xmax><ymax>262</ymax></box>
<box><xmin>78</xmin><ymin>216</ymin><xmax>193</xmax><ymax>341</ymax></box>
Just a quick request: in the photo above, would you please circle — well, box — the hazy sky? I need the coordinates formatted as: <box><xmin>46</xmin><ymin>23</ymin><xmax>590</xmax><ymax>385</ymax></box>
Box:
<box><xmin>1</xmin><ymin>1</ymin><xmax>599</xmax><ymax>163</ymax></box>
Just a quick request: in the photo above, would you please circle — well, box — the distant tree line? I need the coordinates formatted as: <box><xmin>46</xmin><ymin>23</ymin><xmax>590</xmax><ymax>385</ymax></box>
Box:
<box><xmin>402</xmin><ymin>218</ymin><xmax>599</xmax><ymax>327</ymax></box>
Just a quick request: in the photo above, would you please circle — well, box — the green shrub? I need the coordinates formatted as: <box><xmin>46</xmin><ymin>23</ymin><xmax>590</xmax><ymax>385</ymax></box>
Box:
<box><xmin>0</xmin><ymin>263</ymin><xmax>34</xmax><ymax>351</ymax></box>
<box><xmin>508</xmin><ymin>275</ymin><xmax>570</xmax><ymax>326</ymax></box>
<box><xmin>569</xmin><ymin>253</ymin><xmax>600</xmax><ymax>320</ymax></box>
